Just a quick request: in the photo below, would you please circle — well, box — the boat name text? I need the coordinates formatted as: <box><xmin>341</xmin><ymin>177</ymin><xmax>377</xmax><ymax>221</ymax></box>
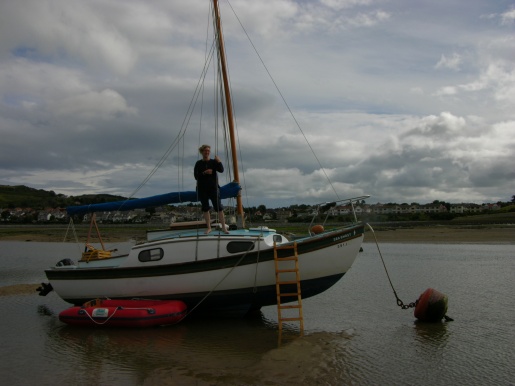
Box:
<box><xmin>333</xmin><ymin>232</ymin><xmax>352</xmax><ymax>242</ymax></box>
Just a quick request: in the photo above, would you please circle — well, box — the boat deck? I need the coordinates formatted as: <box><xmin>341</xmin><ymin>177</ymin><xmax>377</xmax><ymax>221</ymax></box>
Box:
<box><xmin>146</xmin><ymin>226</ymin><xmax>282</xmax><ymax>242</ymax></box>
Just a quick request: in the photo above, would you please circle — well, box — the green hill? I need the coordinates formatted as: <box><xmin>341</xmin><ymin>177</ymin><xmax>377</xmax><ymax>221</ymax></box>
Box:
<box><xmin>450</xmin><ymin>210</ymin><xmax>515</xmax><ymax>224</ymax></box>
<box><xmin>0</xmin><ymin>185</ymin><xmax>127</xmax><ymax>209</ymax></box>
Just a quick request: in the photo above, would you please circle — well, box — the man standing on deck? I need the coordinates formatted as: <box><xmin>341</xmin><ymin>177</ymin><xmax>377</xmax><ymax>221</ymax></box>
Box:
<box><xmin>194</xmin><ymin>144</ymin><xmax>229</xmax><ymax>234</ymax></box>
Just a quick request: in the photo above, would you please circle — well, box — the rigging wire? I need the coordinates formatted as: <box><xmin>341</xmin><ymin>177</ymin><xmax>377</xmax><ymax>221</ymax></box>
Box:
<box><xmin>209</xmin><ymin>3</ymin><xmax>239</xmax><ymax>220</ymax></box>
<box><xmin>203</xmin><ymin>2</ymin><xmax>251</xmax><ymax>220</ymax></box>
<box><xmin>125</xmin><ymin>0</ymin><xmax>338</xmax><ymax>211</ymax></box>
<box><xmin>126</xmin><ymin>40</ymin><xmax>217</xmax><ymax>201</ymax></box>
<box><xmin>225</xmin><ymin>0</ymin><xmax>341</xmax><ymax>201</ymax></box>
<box><xmin>217</xmin><ymin>49</ymin><xmax>251</xmax><ymax>221</ymax></box>
<box><xmin>191</xmin><ymin>4</ymin><xmax>237</xmax><ymax>223</ymax></box>
<box><xmin>193</xmin><ymin>3</ymin><xmax>213</xmax><ymax>222</ymax></box>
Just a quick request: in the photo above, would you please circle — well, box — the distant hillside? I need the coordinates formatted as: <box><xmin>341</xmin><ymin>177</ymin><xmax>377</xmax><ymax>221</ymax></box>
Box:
<box><xmin>0</xmin><ymin>185</ymin><xmax>127</xmax><ymax>209</ymax></box>
<box><xmin>450</xmin><ymin>210</ymin><xmax>515</xmax><ymax>224</ymax></box>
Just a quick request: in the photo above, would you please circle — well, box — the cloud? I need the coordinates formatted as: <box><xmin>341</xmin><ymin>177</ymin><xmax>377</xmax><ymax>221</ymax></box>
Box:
<box><xmin>434</xmin><ymin>86</ymin><xmax>458</xmax><ymax>97</ymax></box>
<box><xmin>320</xmin><ymin>0</ymin><xmax>375</xmax><ymax>10</ymax></box>
<box><xmin>345</xmin><ymin>10</ymin><xmax>390</xmax><ymax>28</ymax></box>
<box><xmin>500</xmin><ymin>8</ymin><xmax>515</xmax><ymax>25</ymax></box>
<box><xmin>0</xmin><ymin>0</ymin><xmax>136</xmax><ymax>75</ymax></box>
<box><xmin>0</xmin><ymin>0</ymin><xmax>514</xmax><ymax>207</ymax></box>
<box><xmin>435</xmin><ymin>53</ymin><xmax>462</xmax><ymax>71</ymax></box>
<box><xmin>49</xmin><ymin>89</ymin><xmax>137</xmax><ymax>120</ymax></box>
<box><xmin>435</xmin><ymin>61</ymin><xmax>515</xmax><ymax>109</ymax></box>
<box><xmin>334</xmin><ymin>111</ymin><xmax>515</xmax><ymax>203</ymax></box>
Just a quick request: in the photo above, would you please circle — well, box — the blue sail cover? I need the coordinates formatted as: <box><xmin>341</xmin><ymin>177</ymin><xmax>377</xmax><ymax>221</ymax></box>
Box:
<box><xmin>66</xmin><ymin>182</ymin><xmax>241</xmax><ymax>216</ymax></box>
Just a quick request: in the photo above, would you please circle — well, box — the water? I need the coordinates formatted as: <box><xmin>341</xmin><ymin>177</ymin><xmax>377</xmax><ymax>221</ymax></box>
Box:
<box><xmin>0</xmin><ymin>241</ymin><xmax>514</xmax><ymax>385</ymax></box>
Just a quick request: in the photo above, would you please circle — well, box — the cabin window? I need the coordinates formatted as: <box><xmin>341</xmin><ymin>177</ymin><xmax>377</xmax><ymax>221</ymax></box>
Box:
<box><xmin>227</xmin><ymin>241</ymin><xmax>255</xmax><ymax>254</ymax></box>
<box><xmin>138</xmin><ymin>248</ymin><xmax>164</xmax><ymax>262</ymax></box>
<box><xmin>273</xmin><ymin>235</ymin><xmax>283</xmax><ymax>243</ymax></box>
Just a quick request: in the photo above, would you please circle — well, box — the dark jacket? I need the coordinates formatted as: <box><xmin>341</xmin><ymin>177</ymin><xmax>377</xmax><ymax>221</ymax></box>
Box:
<box><xmin>194</xmin><ymin>159</ymin><xmax>224</xmax><ymax>191</ymax></box>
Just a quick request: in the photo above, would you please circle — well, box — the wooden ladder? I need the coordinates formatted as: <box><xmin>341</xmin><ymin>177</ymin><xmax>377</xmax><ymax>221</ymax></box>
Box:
<box><xmin>274</xmin><ymin>241</ymin><xmax>304</xmax><ymax>333</ymax></box>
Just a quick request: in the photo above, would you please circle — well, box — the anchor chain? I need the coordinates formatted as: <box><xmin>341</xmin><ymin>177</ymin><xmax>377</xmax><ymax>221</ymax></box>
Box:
<box><xmin>396</xmin><ymin>295</ymin><xmax>418</xmax><ymax>310</ymax></box>
<box><xmin>367</xmin><ymin>223</ymin><xmax>418</xmax><ymax>311</ymax></box>
<box><xmin>366</xmin><ymin>223</ymin><xmax>454</xmax><ymax>321</ymax></box>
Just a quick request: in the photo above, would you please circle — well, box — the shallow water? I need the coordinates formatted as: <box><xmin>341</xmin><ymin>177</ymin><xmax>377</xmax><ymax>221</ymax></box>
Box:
<box><xmin>1</xmin><ymin>241</ymin><xmax>514</xmax><ymax>385</ymax></box>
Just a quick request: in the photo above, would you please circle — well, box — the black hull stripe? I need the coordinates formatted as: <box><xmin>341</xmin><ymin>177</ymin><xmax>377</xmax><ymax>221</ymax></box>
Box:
<box><xmin>47</xmin><ymin>225</ymin><xmax>364</xmax><ymax>281</ymax></box>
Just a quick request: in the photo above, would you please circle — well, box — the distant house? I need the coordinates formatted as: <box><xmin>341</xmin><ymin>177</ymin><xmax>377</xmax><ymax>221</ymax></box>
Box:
<box><xmin>37</xmin><ymin>208</ymin><xmax>67</xmax><ymax>222</ymax></box>
<box><xmin>371</xmin><ymin>203</ymin><xmax>446</xmax><ymax>214</ymax></box>
<box><xmin>484</xmin><ymin>203</ymin><xmax>500</xmax><ymax>211</ymax></box>
<box><xmin>276</xmin><ymin>210</ymin><xmax>292</xmax><ymax>221</ymax></box>
<box><xmin>262</xmin><ymin>212</ymin><xmax>274</xmax><ymax>221</ymax></box>
<box><xmin>450</xmin><ymin>203</ymin><xmax>483</xmax><ymax>214</ymax></box>
<box><xmin>417</xmin><ymin>203</ymin><xmax>447</xmax><ymax>213</ymax></box>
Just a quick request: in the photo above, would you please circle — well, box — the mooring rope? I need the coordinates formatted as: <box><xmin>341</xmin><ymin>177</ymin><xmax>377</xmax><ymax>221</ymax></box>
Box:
<box><xmin>81</xmin><ymin>307</ymin><xmax>120</xmax><ymax>325</ymax></box>
<box><xmin>176</xmin><ymin>238</ymin><xmax>259</xmax><ymax>322</ymax></box>
<box><xmin>252</xmin><ymin>234</ymin><xmax>263</xmax><ymax>293</ymax></box>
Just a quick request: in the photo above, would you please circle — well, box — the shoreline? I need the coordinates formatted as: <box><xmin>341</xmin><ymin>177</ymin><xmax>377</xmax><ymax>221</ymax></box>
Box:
<box><xmin>363</xmin><ymin>226</ymin><xmax>514</xmax><ymax>244</ymax></box>
<box><xmin>0</xmin><ymin>224</ymin><xmax>513</xmax><ymax>244</ymax></box>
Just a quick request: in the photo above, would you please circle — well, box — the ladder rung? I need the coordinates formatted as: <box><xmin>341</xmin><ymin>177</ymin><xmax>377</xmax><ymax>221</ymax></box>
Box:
<box><xmin>275</xmin><ymin>242</ymin><xmax>303</xmax><ymax>333</ymax></box>
<box><xmin>276</xmin><ymin>269</ymin><xmax>298</xmax><ymax>273</ymax></box>
<box><xmin>279</xmin><ymin>305</ymin><xmax>301</xmax><ymax>310</ymax></box>
<box><xmin>279</xmin><ymin>317</ymin><xmax>303</xmax><ymax>322</ymax></box>
<box><xmin>278</xmin><ymin>292</ymin><xmax>300</xmax><ymax>297</ymax></box>
<box><xmin>275</xmin><ymin>244</ymin><xmax>296</xmax><ymax>250</ymax></box>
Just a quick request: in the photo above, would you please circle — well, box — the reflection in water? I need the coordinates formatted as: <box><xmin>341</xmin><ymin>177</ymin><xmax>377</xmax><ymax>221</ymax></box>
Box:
<box><xmin>42</xmin><ymin>312</ymin><xmax>278</xmax><ymax>384</ymax></box>
<box><xmin>49</xmin><ymin>325</ymin><xmax>187</xmax><ymax>383</ymax></box>
<box><xmin>37</xmin><ymin>304</ymin><xmax>54</xmax><ymax>316</ymax></box>
<box><xmin>413</xmin><ymin>320</ymin><xmax>450</xmax><ymax>346</ymax></box>
<box><xmin>40</xmin><ymin>310</ymin><xmax>357</xmax><ymax>385</ymax></box>
<box><xmin>143</xmin><ymin>328</ymin><xmax>359</xmax><ymax>385</ymax></box>
<box><xmin>250</xmin><ymin>330</ymin><xmax>358</xmax><ymax>386</ymax></box>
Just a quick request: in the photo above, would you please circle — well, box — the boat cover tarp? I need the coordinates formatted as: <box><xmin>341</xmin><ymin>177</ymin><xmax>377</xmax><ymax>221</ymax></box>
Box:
<box><xmin>66</xmin><ymin>182</ymin><xmax>241</xmax><ymax>216</ymax></box>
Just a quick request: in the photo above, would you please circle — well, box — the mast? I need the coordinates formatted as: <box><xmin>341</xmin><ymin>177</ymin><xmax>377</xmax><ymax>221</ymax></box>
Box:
<box><xmin>213</xmin><ymin>0</ymin><xmax>245</xmax><ymax>227</ymax></box>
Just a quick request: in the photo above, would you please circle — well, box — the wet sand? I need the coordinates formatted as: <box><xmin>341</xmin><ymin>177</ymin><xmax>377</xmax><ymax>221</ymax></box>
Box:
<box><xmin>0</xmin><ymin>225</ymin><xmax>148</xmax><ymax>243</ymax></box>
<box><xmin>364</xmin><ymin>226</ymin><xmax>514</xmax><ymax>244</ymax></box>
<box><xmin>0</xmin><ymin>284</ymin><xmax>41</xmax><ymax>297</ymax></box>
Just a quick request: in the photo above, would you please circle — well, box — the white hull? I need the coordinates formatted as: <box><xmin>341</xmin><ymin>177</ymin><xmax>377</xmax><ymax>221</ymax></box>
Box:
<box><xmin>45</xmin><ymin>224</ymin><xmax>364</xmax><ymax>313</ymax></box>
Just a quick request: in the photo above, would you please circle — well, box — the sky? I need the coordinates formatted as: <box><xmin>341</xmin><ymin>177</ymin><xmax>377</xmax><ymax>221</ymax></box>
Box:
<box><xmin>1</xmin><ymin>0</ymin><xmax>514</xmax><ymax>208</ymax></box>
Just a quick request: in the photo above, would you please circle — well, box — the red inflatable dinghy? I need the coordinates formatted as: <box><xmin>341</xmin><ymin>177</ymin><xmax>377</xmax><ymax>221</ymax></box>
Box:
<box><xmin>59</xmin><ymin>299</ymin><xmax>187</xmax><ymax>327</ymax></box>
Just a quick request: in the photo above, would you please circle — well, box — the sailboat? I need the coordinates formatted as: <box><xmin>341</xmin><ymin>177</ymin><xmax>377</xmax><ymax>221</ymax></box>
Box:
<box><xmin>39</xmin><ymin>0</ymin><xmax>368</xmax><ymax>316</ymax></box>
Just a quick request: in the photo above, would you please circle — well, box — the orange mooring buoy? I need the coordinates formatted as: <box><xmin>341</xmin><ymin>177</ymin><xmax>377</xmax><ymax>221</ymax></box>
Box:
<box><xmin>414</xmin><ymin>288</ymin><xmax>449</xmax><ymax>322</ymax></box>
<box><xmin>311</xmin><ymin>224</ymin><xmax>325</xmax><ymax>234</ymax></box>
